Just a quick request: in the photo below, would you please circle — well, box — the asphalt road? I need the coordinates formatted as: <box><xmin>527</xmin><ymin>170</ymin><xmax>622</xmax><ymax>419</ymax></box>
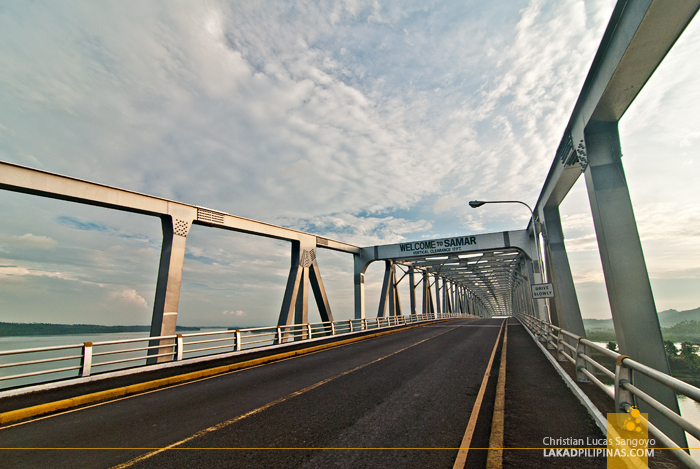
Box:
<box><xmin>0</xmin><ymin>318</ymin><xmax>505</xmax><ymax>468</ymax></box>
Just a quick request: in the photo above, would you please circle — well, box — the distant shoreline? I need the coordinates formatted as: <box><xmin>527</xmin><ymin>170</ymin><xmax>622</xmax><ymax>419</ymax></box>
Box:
<box><xmin>0</xmin><ymin>322</ymin><xmax>200</xmax><ymax>337</ymax></box>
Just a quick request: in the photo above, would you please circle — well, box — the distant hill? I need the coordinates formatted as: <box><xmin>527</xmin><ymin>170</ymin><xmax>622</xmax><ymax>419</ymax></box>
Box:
<box><xmin>0</xmin><ymin>322</ymin><xmax>200</xmax><ymax>337</ymax></box>
<box><xmin>583</xmin><ymin>307</ymin><xmax>700</xmax><ymax>332</ymax></box>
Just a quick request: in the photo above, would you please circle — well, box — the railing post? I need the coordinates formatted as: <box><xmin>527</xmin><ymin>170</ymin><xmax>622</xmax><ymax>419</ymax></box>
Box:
<box><xmin>615</xmin><ymin>356</ymin><xmax>635</xmax><ymax>412</ymax></box>
<box><xmin>307</xmin><ymin>323</ymin><xmax>313</xmax><ymax>339</ymax></box>
<box><xmin>331</xmin><ymin>321</ymin><xmax>336</xmax><ymax>335</ymax></box>
<box><xmin>349</xmin><ymin>320</ymin><xmax>353</xmax><ymax>333</ymax></box>
<box><xmin>575</xmin><ymin>339</ymin><xmax>589</xmax><ymax>382</ymax></box>
<box><xmin>547</xmin><ymin>323</ymin><xmax>556</xmax><ymax>349</ymax></box>
<box><xmin>176</xmin><ymin>334</ymin><xmax>183</xmax><ymax>360</ymax></box>
<box><xmin>557</xmin><ymin>330</ymin><xmax>566</xmax><ymax>362</ymax></box>
<box><xmin>235</xmin><ymin>329</ymin><xmax>242</xmax><ymax>352</ymax></box>
<box><xmin>80</xmin><ymin>342</ymin><xmax>93</xmax><ymax>377</ymax></box>
<box><xmin>362</xmin><ymin>318</ymin><xmax>367</xmax><ymax>330</ymax></box>
<box><xmin>539</xmin><ymin>321</ymin><xmax>547</xmax><ymax>343</ymax></box>
<box><xmin>277</xmin><ymin>326</ymin><xmax>282</xmax><ymax>344</ymax></box>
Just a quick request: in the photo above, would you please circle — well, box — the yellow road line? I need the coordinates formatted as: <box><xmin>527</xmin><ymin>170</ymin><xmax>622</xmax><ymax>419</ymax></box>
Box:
<box><xmin>0</xmin><ymin>319</ymin><xmax>457</xmax><ymax>426</ymax></box>
<box><xmin>486</xmin><ymin>321</ymin><xmax>508</xmax><ymax>468</ymax></box>
<box><xmin>452</xmin><ymin>319</ymin><xmax>505</xmax><ymax>469</ymax></box>
<box><xmin>110</xmin><ymin>327</ymin><xmax>458</xmax><ymax>469</ymax></box>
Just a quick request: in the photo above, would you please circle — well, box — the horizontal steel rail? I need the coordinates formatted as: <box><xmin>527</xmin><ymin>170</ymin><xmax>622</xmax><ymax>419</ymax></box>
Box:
<box><xmin>0</xmin><ymin>312</ymin><xmax>465</xmax><ymax>389</ymax></box>
<box><xmin>518</xmin><ymin>313</ymin><xmax>700</xmax><ymax>468</ymax></box>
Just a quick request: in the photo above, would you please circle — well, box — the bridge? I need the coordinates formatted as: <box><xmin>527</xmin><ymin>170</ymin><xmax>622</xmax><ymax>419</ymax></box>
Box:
<box><xmin>1</xmin><ymin>0</ymin><xmax>700</xmax><ymax>467</ymax></box>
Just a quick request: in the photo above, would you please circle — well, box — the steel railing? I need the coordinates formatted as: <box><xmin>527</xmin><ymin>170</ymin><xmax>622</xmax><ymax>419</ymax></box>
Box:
<box><xmin>0</xmin><ymin>312</ymin><xmax>466</xmax><ymax>390</ymax></box>
<box><xmin>518</xmin><ymin>313</ymin><xmax>700</xmax><ymax>469</ymax></box>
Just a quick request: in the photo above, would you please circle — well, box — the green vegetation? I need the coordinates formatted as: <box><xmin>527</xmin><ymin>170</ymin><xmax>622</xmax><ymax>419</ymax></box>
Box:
<box><xmin>590</xmin><ymin>339</ymin><xmax>700</xmax><ymax>387</ymax></box>
<box><xmin>585</xmin><ymin>320</ymin><xmax>700</xmax><ymax>343</ymax></box>
<box><xmin>664</xmin><ymin>340</ymin><xmax>700</xmax><ymax>386</ymax></box>
<box><xmin>0</xmin><ymin>322</ymin><xmax>200</xmax><ymax>337</ymax></box>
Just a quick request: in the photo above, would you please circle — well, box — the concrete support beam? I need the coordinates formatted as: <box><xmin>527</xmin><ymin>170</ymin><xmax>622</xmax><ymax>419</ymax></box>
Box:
<box><xmin>409</xmin><ymin>267</ymin><xmax>417</xmax><ymax>315</ymax></box>
<box><xmin>435</xmin><ymin>277</ymin><xmax>442</xmax><ymax>315</ymax></box>
<box><xmin>584</xmin><ymin>120</ymin><xmax>685</xmax><ymax>447</ymax></box>
<box><xmin>147</xmin><ymin>214</ymin><xmax>193</xmax><ymax>364</ymax></box>
<box><xmin>309</xmin><ymin>260</ymin><xmax>334</xmax><ymax>323</ymax></box>
<box><xmin>353</xmin><ymin>251</ymin><xmax>373</xmax><ymax>319</ymax></box>
<box><xmin>543</xmin><ymin>206</ymin><xmax>585</xmax><ymax>335</ymax></box>
<box><xmin>378</xmin><ymin>261</ymin><xmax>392</xmax><ymax>317</ymax></box>
<box><xmin>278</xmin><ymin>240</ymin><xmax>333</xmax><ymax>338</ymax></box>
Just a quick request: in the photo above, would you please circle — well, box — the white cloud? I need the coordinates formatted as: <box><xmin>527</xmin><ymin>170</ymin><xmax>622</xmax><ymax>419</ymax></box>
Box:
<box><xmin>4</xmin><ymin>0</ymin><xmax>699</xmax><ymax>325</ymax></box>
<box><xmin>0</xmin><ymin>265</ymin><xmax>70</xmax><ymax>280</ymax></box>
<box><xmin>109</xmin><ymin>288</ymin><xmax>148</xmax><ymax>309</ymax></box>
<box><xmin>222</xmin><ymin>310</ymin><xmax>246</xmax><ymax>317</ymax></box>
<box><xmin>0</xmin><ymin>233</ymin><xmax>58</xmax><ymax>250</ymax></box>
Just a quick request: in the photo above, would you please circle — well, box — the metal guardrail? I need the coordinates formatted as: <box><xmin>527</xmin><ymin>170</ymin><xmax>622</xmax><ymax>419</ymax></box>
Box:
<box><xmin>518</xmin><ymin>313</ymin><xmax>700</xmax><ymax>469</ymax></box>
<box><xmin>0</xmin><ymin>312</ymin><xmax>464</xmax><ymax>390</ymax></box>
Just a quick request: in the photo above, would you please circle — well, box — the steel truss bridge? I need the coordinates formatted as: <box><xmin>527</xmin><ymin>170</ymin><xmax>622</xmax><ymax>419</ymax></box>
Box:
<box><xmin>1</xmin><ymin>0</ymin><xmax>700</xmax><ymax>467</ymax></box>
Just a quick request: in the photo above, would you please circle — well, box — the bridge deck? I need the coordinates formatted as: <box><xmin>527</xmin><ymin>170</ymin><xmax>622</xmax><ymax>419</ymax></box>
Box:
<box><xmin>0</xmin><ymin>318</ymin><xmax>642</xmax><ymax>468</ymax></box>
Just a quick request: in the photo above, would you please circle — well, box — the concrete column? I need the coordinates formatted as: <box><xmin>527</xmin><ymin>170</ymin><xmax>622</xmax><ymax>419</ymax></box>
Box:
<box><xmin>148</xmin><ymin>214</ymin><xmax>192</xmax><ymax>364</ymax></box>
<box><xmin>435</xmin><ymin>277</ymin><xmax>442</xmax><ymax>315</ymax></box>
<box><xmin>409</xmin><ymin>266</ymin><xmax>417</xmax><ymax>315</ymax></box>
<box><xmin>378</xmin><ymin>260</ymin><xmax>392</xmax><ymax>317</ymax></box>
<box><xmin>543</xmin><ymin>246</ymin><xmax>560</xmax><ymax>328</ymax></box>
<box><xmin>584</xmin><ymin>120</ymin><xmax>685</xmax><ymax>447</ymax></box>
<box><xmin>278</xmin><ymin>241</ymin><xmax>304</xmax><ymax>329</ymax></box>
<box><xmin>279</xmin><ymin>238</ymin><xmax>323</xmax><ymax>338</ymax></box>
<box><xmin>422</xmin><ymin>271</ymin><xmax>430</xmax><ymax>315</ymax></box>
<box><xmin>542</xmin><ymin>206</ymin><xmax>585</xmax><ymax>335</ymax></box>
<box><xmin>309</xmin><ymin>259</ymin><xmax>334</xmax><ymax>323</ymax></box>
<box><xmin>524</xmin><ymin>257</ymin><xmax>541</xmax><ymax>319</ymax></box>
<box><xmin>353</xmin><ymin>254</ymin><xmax>372</xmax><ymax>319</ymax></box>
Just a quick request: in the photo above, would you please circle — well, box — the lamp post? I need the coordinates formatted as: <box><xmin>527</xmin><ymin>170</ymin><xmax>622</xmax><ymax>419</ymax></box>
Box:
<box><xmin>468</xmin><ymin>200</ymin><xmax>544</xmax><ymax>283</ymax></box>
<box><xmin>470</xmin><ymin>199</ymin><xmax>548</xmax><ymax>321</ymax></box>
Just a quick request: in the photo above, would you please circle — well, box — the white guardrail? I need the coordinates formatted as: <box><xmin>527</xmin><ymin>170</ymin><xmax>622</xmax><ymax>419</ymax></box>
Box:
<box><xmin>518</xmin><ymin>313</ymin><xmax>700</xmax><ymax>469</ymax></box>
<box><xmin>0</xmin><ymin>313</ymin><xmax>465</xmax><ymax>391</ymax></box>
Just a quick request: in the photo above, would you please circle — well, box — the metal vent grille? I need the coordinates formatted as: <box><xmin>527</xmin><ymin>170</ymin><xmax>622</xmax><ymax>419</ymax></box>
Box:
<box><xmin>197</xmin><ymin>208</ymin><xmax>224</xmax><ymax>225</ymax></box>
<box><xmin>174</xmin><ymin>219</ymin><xmax>190</xmax><ymax>237</ymax></box>
<box><xmin>300</xmin><ymin>249</ymin><xmax>316</xmax><ymax>268</ymax></box>
<box><xmin>556</xmin><ymin>132</ymin><xmax>576</xmax><ymax>166</ymax></box>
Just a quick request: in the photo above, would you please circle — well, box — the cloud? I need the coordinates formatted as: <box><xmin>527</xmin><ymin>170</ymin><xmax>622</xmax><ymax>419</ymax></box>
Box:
<box><xmin>433</xmin><ymin>195</ymin><xmax>464</xmax><ymax>214</ymax></box>
<box><xmin>0</xmin><ymin>265</ymin><xmax>71</xmax><ymax>280</ymax></box>
<box><xmin>563</xmin><ymin>234</ymin><xmax>598</xmax><ymax>252</ymax></box>
<box><xmin>9</xmin><ymin>0</ymin><xmax>700</xmax><ymax>325</ymax></box>
<box><xmin>288</xmin><ymin>213</ymin><xmax>433</xmax><ymax>246</ymax></box>
<box><xmin>0</xmin><ymin>233</ymin><xmax>58</xmax><ymax>250</ymax></box>
<box><xmin>108</xmin><ymin>288</ymin><xmax>148</xmax><ymax>309</ymax></box>
<box><xmin>222</xmin><ymin>310</ymin><xmax>246</xmax><ymax>317</ymax></box>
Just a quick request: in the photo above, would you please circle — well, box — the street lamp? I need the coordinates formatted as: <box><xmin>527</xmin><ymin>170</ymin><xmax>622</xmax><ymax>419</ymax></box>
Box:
<box><xmin>468</xmin><ymin>200</ymin><xmax>544</xmax><ymax>283</ymax></box>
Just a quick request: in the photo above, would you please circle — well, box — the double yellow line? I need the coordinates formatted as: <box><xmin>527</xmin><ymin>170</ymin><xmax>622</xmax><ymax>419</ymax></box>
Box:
<box><xmin>453</xmin><ymin>319</ymin><xmax>508</xmax><ymax>469</ymax></box>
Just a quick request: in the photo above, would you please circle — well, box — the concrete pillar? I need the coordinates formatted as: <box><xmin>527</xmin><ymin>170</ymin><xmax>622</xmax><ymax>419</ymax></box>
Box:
<box><xmin>378</xmin><ymin>260</ymin><xmax>392</xmax><ymax>318</ymax></box>
<box><xmin>543</xmin><ymin>246</ymin><xmax>560</xmax><ymax>328</ymax></box>
<box><xmin>435</xmin><ymin>277</ymin><xmax>442</xmax><ymax>315</ymax></box>
<box><xmin>422</xmin><ymin>271</ymin><xmax>430</xmax><ymax>315</ymax></box>
<box><xmin>584</xmin><ymin>120</ymin><xmax>685</xmax><ymax>447</ymax></box>
<box><xmin>409</xmin><ymin>266</ymin><xmax>417</xmax><ymax>315</ymax></box>
<box><xmin>279</xmin><ymin>238</ymin><xmax>332</xmax><ymax>339</ymax></box>
<box><xmin>542</xmin><ymin>206</ymin><xmax>585</xmax><ymax>335</ymax></box>
<box><xmin>148</xmin><ymin>214</ymin><xmax>192</xmax><ymax>364</ymax></box>
<box><xmin>353</xmin><ymin>254</ymin><xmax>372</xmax><ymax>319</ymax></box>
<box><xmin>524</xmin><ymin>257</ymin><xmax>542</xmax><ymax>320</ymax></box>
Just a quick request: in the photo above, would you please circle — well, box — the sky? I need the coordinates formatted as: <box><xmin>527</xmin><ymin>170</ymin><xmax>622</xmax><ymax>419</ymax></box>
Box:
<box><xmin>0</xmin><ymin>0</ymin><xmax>698</xmax><ymax>327</ymax></box>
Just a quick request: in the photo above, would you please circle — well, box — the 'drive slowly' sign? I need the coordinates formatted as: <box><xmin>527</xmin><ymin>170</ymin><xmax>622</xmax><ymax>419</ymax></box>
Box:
<box><xmin>531</xmin><ymin>283</ymin><xmax>554</xmax><ymax>299</ymax></box>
